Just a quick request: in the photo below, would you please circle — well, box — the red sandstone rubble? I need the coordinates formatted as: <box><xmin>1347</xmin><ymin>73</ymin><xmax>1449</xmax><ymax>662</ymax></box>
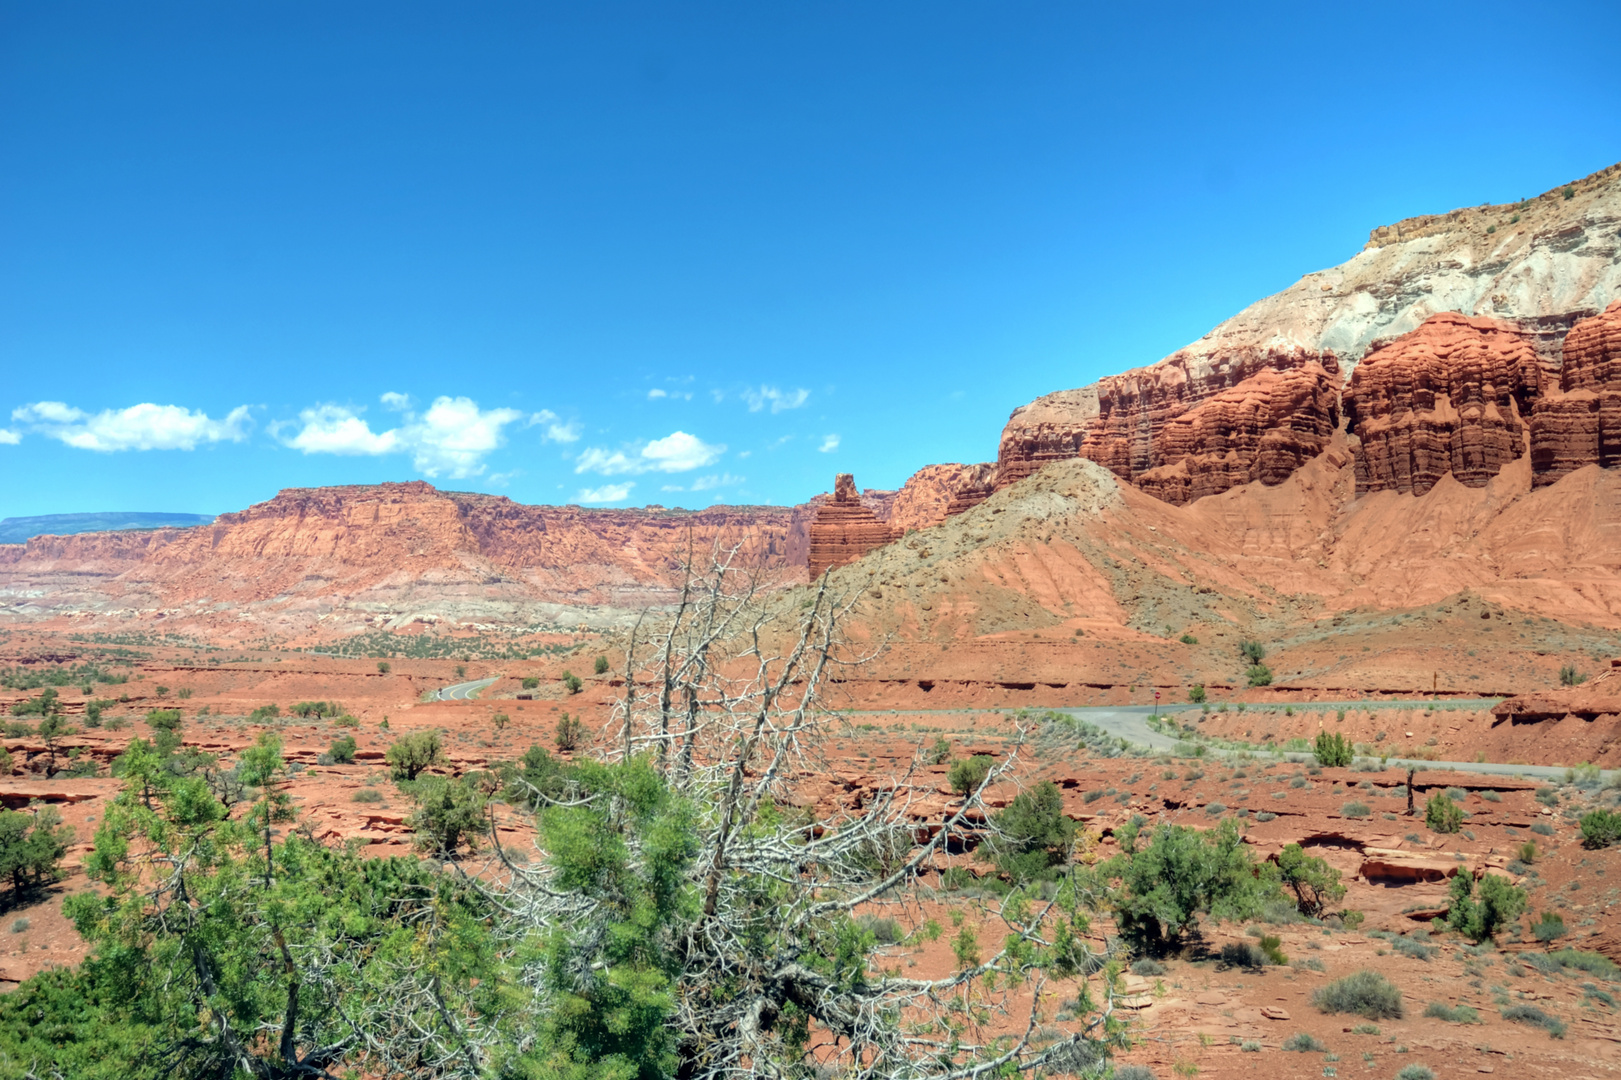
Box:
<box><xmin>1345</xmin><ymin>312</ymin><xmax>1544</xmax><ymax>495</ymax></box>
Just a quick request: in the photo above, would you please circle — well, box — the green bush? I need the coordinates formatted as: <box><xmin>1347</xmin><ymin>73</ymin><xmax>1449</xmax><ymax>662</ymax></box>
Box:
<box><xmin>1220</xmin><ymin>941</ymin><xmax>1269</xmax><ymax>970</ymax></box>
<box><xmin>1111</xmin><ymin>819</ymin><xmax>1281</xmax><ymax>952</ymax></box>
<box><xmin>1129</xmin><ymin>958</ymin><xmax>1166</xmax><ymax>976</ymax></box>
<box><xmin>1425</xmin><ymin>793</ymin><xmax>1463</xmax><ymax>833</ymax></box>
<box><xmin>555</xmin><ymin>712</ymin><xmax>585</xmax><ymax>752</ymax></box>
<box><xmin>1548</xmin><ymin>949</ymin><xmax>1621</xmax><ymax>980</ymax></box>
<box><xmin>1502</xmin><ymin>1003</ymin><xmax>1566</xmax><ymax>1038</ymax></box>
<box><xmin>593</xmin><ymin>655</ymin><xmax>609</xmax><ymax>676</ymax></box>
<box><xmin>927</xmin><ymin>737</ymin><xmax>953</xmax><ymax>765</ymax></box>
<box><xmin>145</xmin><ymin>709</ymin><xmax>182</xmax><ymax>732</ymax></box>
<box><xmin>1342</xmin><ymin>801</ymin><xmax>1371</xmax><ymax>819</ymax></box>
<box><xmin>376</xmin><ymin>661</ymin><xmax>391</xmax><ymax>673</ymax></box>
<box><xmin>1447</xmin><ymin>873</ymin><xmax>1526</xmax><ymax>942</ymax></box>
<box><xmin>0</xmin><ymin>805</ymin><xmax>74</xmax><ymax>899</ymax></box>
<box><xmin>561</xmin><ymin>670</ymin><xmax>583</xmax><ymax>695</ymax></box>
<box><xmin>1395</xmin><ymin>1067</ymin><xmax>1436</xmax><ymax>1080</ymax></box>
<box><xmin>947</xmin><ymin>755</ymin><xmax>994</xmax><ymax>798</ymax></box>
<box><xmin>1315</xmin><ymin>731</ymin><xmax>1353</xmax><ymax>768</ymax></box>
<box><xmin>249</xmin><ymin>704</ymin><xmax>281</xmax><ymax>723</ymax></box>
<box><xmin>1422</xmin><ymin>1001</ymin><xmax>1479</xmax><ymax>1023</ymax></box>
<box><xmin>1532</xmin><ymin>911</ymin><xmax>1567</xmax><ymax>944</ymax></box>
<box><xmin>1275</xmin><ymin>843</ymin><xmax>1345</xmax><ymax>917</ymax></box>
<box><xmin>406</xmin><ymin>775</ymin><xmax>488</xmax><ymax>858</ymax></box>
<box><xmin>1239</xmin><ymin>640</ymin><xmax>1266</xmax><ymax>664</ymax></box>
<box><xmin>521</xmin><ymin>677</ymin><xmax>540</xmax><ymax>690</ymax></box>
<box><xmin>1312</xmin><ymin>970</ymin><xmax>1404</xmax><ymax>1019</ymax></box>
<box><xmin>1187</xmin><ymin>684</ymin><xmax>1206</xmax><ymax>703</ymax></box>
<box><xmin>1180</xmin><ymin>634</ymin><xmax>1198</xmax><ymax>645</ymax></box>
<box><xmin>1580</xmin><ymin>808</ymin><xmax>1621</xmax><ymax>849</ymax></box>
<box><xmin>979</xmin><ymin>780</ymin><xmax>1075</xmax><ymax>884</ymax></box>
<box><xmin>493</xmin><ymin>713</ymin><xmax>510</xmax><ymax>733</ymax></box>
<box><xmin>1560</xmin><ymin>664</ymin><xmax>1585</xmax><ymax>686</ymax></box>
<box><xmin>1246</xmin><ymin>664</ymin><xmax>1273</xmax><ymax>687</ymax></box>
<box><xmin>1282</xmin><ymin>1032</ymin><xmax>1326</xmax><ymax>1052</ymax></box>
<box><xmin>351</xmin><ymin>788</ymin><xmax>383</xmax><ymax>803</ymax></box>
<box><xmin>385</xmin><ymin>731</ymin><xmax>445</xmax><ymax>781</ymax></box>
<box><xmin>327</xmin><ymin>735</ymin><xmax>358</xmax><ymax>765</ymax></box>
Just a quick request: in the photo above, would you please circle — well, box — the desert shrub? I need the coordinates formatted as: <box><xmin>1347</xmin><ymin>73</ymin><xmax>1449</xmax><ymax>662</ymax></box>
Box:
<box><xmin>980</xmin><ymin>780</ymin><xmax>1075</xmax><ymax>884</ymax></box>
<box><xmin>248</xmin><ymin>704</ymin><xmax>281</xmax><ymax>723</ymax></box>
<box><xmin>290</xmin><ymin>701</ymin><xmax>343</xmax><ymax>719</ymax></box>
<box><xmin>1422</xmin><ymin>1001</ymin><xmax>1479</xmax><ymax>1023</ymax></box>
<box><xmin>1114</xmin><ymin>1067</ymin><xmax>1157</xmax><ymax>1080</ymax></box>
<box><xmin>327</xmin><ymin>735</ymin><xmax>357</xmax><ymax>765</ymax></box>
<box><xmin>1082</xmin><ymin>788</ymin><xmax>1104</xmax><ymax>804</ymax></box>
<box><xmin>1580</xmin><ymin>808</ymin><xmax>1621</xmax><ymax>849</ymax></box>
<box><xmin>406</xmin><ymin>775</ymin><xmax>488</xmax><ymax>858</ymax></box>
<box><xmin>351</xmin><ymin>788</ymin><xmax>383</xmax><ymax>803</ymax></box>
<box><xmin>1313</xmin><ymin>970</ymin><xmax>1404</xmax><ymax>1019</ymax></box>
<box><xmin>492</xmin><ymin>713</ymin><xmax>510</xmax><ymax>733</ymax></box>
<box><xmin>1258</xmin><ymin>933</ymin><xmax>1287</xmax><ymax>965</ymax></box>
<box><xmin>1180</xmin><ymin>634</ymin><xmax>1198</xmax><ymax>645</ymax></box>
<box><xmin>1531</xmin><ymin>821</ymin><xmax>1554</xmax><ymax>837</ymax></box>
<box><xmin>1342</xmin><ymin>801</ymin><xmax>1371</xmax><ymax>819</ymax></box>
<box><xmin>555</xmin><ymin>712</ymin><xmax>585</xmax><ymax>751</ymax></box>
<box><xmin>1533</xmin><ymin>911</ymin><xmax>1568</xmax><ymax>944</ymax></box>
<box><xmin>1425</xmin><ymin>793</ymin><xmax>1463</xmax><ymax>833</ymax></box>
<box><xmin>385</xmin><ymin>731</ymin><xmax>445</xmax><ymax>781</ymax></box>
<box><xmin>1256</xmin><ymin>811</ymin><xmax>1277</xmax><ymax>822</ymax></box>
<box><xmin>1395</xmin><ymin>1067</ymin><xmax>1436</xmax><ymax>1080</ymax></box>
<box><xmin>1501</xmin><ymin>1003</ymin><xmax>1566</xmax><ymax>1037</ymax></box>
<box><xmin>561</xmin><ymin>670</ymin><xmax>583</xmax><ymax>695</ymax></box>
<box><xmin>1315</xmin><ymin>731</ymin><xmax>1353</xmax><ymax>768</ymax></box>
<box><xmin>1129</xmin><ymin>958</ymin><xmax>1166</xmax><ymax>976</ymax></box>
<box><xmin>145</xmin><ymin>709</ymin><xmax>182</xmax><ymax>733</ymax></box>
<box><xmin>1204</xmin><ymin>802</ymin><xmax>1226</xmax><ymax>816</ymax></box>
<box><xmin>1220</xmin><ymin>941</ymin><xmax>1268</xmax><ymax>970</ymax></box>
<box><xmin>376</xmin><ymin>661</ymin><xmax>391</xmax><ymax>673</ymax></box>
<box><xmin>521</xmin><ymin>677</ymin><xmax>540</xmax><ymax>690</ymax></box>
<box><xmin>1447</xmin><ymin>873</ymin><xmax>1526</xmax><ymax>942</ymax></box>
<box><xmin>1187</xmin><ymin>684</ymin><xmax>1206</xmax><ymax>703</ymax></box>
<box><xmin>1560</xmin><ymin>664</ymin><xmax>1584</xmax><ymax>686</ymax></box>
<box><xmin>1549</xmin><ymin>949</ymin><xmax>1621</xmax><ymax>980</ymax></box>
<box><xmin>593</xmin><ymin>655</ymin><xmax>609</xmax><ymax>675</ymax></box>
<box><xmin>1480</xmin><ymin>789</ymin><xmax>1501</xmax><ymax>802</ymax></box>
<box><xmin>1535</xmin><ymin>786</ymin><xmax>1559</xmax><ymax>806</ymax></box>
<box><xmin>1444</xmin><ymin>786</ymin><xmax>1467</xmax><ymax>802</ymax></box>
<box><xmin>9</xmin><ymin>918</ymin><xmax>28</xmax><ymax>934</ymax></box>
<box><xmin>1276</xmin><ymin>842</ymin><xmax>1345</xmax><ymax>918</ymax></box>
<box><xmin>1111</xmin><ymin>818</ymin><xmax>1281</xmax><ymax>952</ymax></box>
<box><xmin>857</xmin><ymin>915</ymin><xmax>903</xmax><ymax>944</ymax></box>
<box><xmin>1388</xmin><ymin>933</ymin><xmax>1435</xmax><ymax>961</ymax></box>
<box><xmin>1239</xmin><ymin>640</ymin><xmax>1266</xmax><ymax>664</ymax></box>
<box><xmin>927</xmin><ymin>737</ymin><xmax>953</xmax><ymax>766</ymax></box>
<box><xmin>947</xmin><ymin>755</ymin><xmax>995</xmax><ymax>798</ymax></box>
<box><xmin>1518</xmin><ymin>840</ymin><xmax>1539</xmax><ymax>864</ymax></box>
<box><xmin>1246</xmin><ymin>664</ymin><xmax>1273</xmax><ymax>687</ymax></box>
<box><xmin>1282</xmin><ymin>1032</ymin><xmax>1326</xmax><ymax>1052</ymax></box>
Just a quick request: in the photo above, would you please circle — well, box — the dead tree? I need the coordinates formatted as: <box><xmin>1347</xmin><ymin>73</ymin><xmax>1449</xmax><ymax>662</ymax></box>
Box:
<box><xmin>481</xmin><ymin>545</ymin><xmax>1127</xmax><ymax>1079</ymax></box>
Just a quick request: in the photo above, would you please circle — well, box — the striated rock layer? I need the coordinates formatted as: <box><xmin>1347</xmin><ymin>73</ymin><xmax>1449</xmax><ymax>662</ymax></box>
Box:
<box><xmin>997</xmin><ymin>162</ymin><xmax>1621</xmax><ymax>505</ymax></box>
<box><xmin>807</xmin><ymin>475</ymin><xmax>897</xmax><ymax>578</ymax></box>
<box><xmin>1531</xmin><ymin>301</ymin><xmax>1621</xmax><ymax>487</ymax></box>
<box><xmin>1345</xmin><ymin>313</ymin><xmax>1545</xmax><ymax>495</ymax></box>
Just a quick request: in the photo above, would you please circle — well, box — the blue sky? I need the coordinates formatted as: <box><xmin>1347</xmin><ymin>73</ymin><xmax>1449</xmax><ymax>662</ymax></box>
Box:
<box><xmin>2</xmin><ymin>1</ymin><xmax>1618</xmax><ymax>517</ymax></box>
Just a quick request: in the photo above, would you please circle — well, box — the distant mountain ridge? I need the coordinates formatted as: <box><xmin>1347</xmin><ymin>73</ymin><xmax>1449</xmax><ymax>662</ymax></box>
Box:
<box><xmin>0</xmin><ymin>512</ymin><xmax>215</xmax><ymax>545</ymax></box>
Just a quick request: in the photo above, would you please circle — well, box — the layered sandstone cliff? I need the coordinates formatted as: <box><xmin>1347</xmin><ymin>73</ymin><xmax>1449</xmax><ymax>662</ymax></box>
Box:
<box><xmin>997</xmin><ymin>163</ymin><xmax>1621</xmax><ymax>504</ymax></box>
<box><xmin>1345</xmin><ymin>313</ymin><xmax>1545</xmax><ymax>495</ymax></box>
<box><xmin>1530</xmin><ymin>301</ymin><xmax>1621</xmax><ymax>487</ymax></box>
<box><xmin>807</xmin><ymin>475</ymin><xmax>897</xmax><ymax>578</ymax></box>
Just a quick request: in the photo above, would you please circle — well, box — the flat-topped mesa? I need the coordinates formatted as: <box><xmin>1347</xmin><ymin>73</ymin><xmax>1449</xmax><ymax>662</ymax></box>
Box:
<box><xmin>1531</xmin><ymin>300</ymin><xmax>1621</xmax><ymax>487</ymax></box>
<box><xmin>807</xmin><ymin>474</ymin><xmax>897</xmax><ymax>578</ymax></box>
<box><xmin>997</xmin><ymin>345</ymin><xmax>1340</xmax><ymax>506</ymax></box>
<box><xmin>1344</xmin><ymin>312</ymin><xmax>1544</xmax><ymax>496</ymax></box>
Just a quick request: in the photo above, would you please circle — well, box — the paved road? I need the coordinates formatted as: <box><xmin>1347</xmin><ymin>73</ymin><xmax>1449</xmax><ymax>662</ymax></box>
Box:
<box><xmin>436</xmin><ymin>677</ymin><xmax>499</xmax><ymax>701</ymax></box>
<box><xmin>1053</xmin><ymin>705</ymin><xmax>1608</xmax><ymax>783</ymax></box>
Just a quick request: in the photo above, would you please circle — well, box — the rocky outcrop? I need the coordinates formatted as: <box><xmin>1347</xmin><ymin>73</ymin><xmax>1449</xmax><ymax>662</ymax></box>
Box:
<box><xmin>1531</xmin><ymin>301</ymin><xmax>1621</xmax><ymax>487</ymax></box>
<box><xmin>943</xmin><ymin>463</ymin><xmax>998</xmax><ymax>517</ymax></box>
<box><xmin>996</xmin><ymin>162</ymin><xmax>1621</xmax><ymax>503</ymax></box>
<box><xmin>807</xmin><ymin>475</ymin><xmax>897</xmax><ymax>578</ymax></box>
<box><xmin>999</xmin><ymin>346</ymin><xmax>1340</xmax><ymax>505</ymax></box>
<box><xmin>1344</xmin><ymin>313</ymin><xmax>1544</xmax><ymax>495</ymax></box>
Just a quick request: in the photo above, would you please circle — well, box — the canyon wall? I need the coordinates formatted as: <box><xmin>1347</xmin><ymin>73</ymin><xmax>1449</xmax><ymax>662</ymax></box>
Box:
<box><xmin>1531</xmin><ymin>301</ymin><xmax>1621</xmax><ymax>487</ymax></box>
<box><xmin>997</xmin><ymin>163</ymin><xmax>1621</xmax><ymax>505</ymax></box>
<box><xmin>1345</xmin><ymin>313</ymin><xmax>1545</xmax><ymax>495</ymax></box>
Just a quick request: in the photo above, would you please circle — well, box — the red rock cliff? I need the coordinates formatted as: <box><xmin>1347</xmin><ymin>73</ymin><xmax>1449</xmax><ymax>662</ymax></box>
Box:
<box><xmin>807</xmin><ymin>475</ymin><xmax>897</xmax><ymax>578</ymax></box>
<box><xmin>1531</xmin><ymin>300</ymin><xmax>1621</xmax><ymax>487</ymax></box>
<box><xmin>1344</xmin><ymin>313</ymin><xmax>1544</xmax><ymax>495</ymax></box>
<box><xmin>997</xmin><ymin>346</ymin><xmax>1340</xmax><ymax>505</ymax></box>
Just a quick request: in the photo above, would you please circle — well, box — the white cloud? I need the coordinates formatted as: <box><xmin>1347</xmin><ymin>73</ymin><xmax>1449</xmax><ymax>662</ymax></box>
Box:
<box><xmin>284</xmin><ymin>405</ymin><xmax>398</xmax><ymax>455</ymax></box>
<box><xmin>13</xmin><ymin>401</ymin><xmax>252</xmax><ymax>451</ymax></box>
<box><xmin>528</xmin><ymin>409</ymin><xmax>581</xmax><ymax>444</ymax></box>
<box><xmin>689</xmin><ymin>472</ymin><xmax>742</xmax><ymax>491</ymax></box>
<box><xmin>647</xmin><ymin>388</ymin><xmax>667</xmax><ymax>400</ymax></box>
<box><xmin>819</xmin><ymin>434</ymin><xmax>841</xmax><ymax>453</ymax></box>
<box><xmin>742</xmin><ymin>385</ymin><xmax>810</xmax><ymax>413</ymax></box>
<box><xmin>575</xmin><ymin>430</ymin><xmax>724</xmax><ymax>476</ymax></box>
<box><xmin>380</xmin><ymin>391</ymin><xmax>411</xmax><ymax>410</ymax></box>
<box><xmin>577</xmin><ymin>482</ymin><xmax>635</xmax><ymax>503</ymax></box>
<box><xmin>0</xmin><ymin>429</ymin><xmax>19</xmax><ymax>445</ymax></box>
<box><xmin>281</xmin><ymin>395</ymin><xmax>524</xmax><ymax>479</ymax></box>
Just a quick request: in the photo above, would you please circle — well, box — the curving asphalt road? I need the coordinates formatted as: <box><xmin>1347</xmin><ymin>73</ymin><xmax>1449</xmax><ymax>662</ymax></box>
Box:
<box><xmin>436</xmin><ymin>677</ymin><xmax>499</xmax><ymax>701</ymax></box>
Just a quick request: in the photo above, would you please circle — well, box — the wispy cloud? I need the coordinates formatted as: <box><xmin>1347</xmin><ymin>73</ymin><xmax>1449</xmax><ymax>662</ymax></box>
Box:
<box><xmin>528</xmin><ymin>409</ymin><xmax>581</xmax><ymax>443</ymax></box>
<box><xmin>577</xmin><ymin>482</ymin><xmax>635</xmax><ymax>503</ymax></box>
<box><xmin>818</xmin><ymin>434</ymin><xmax>840</xmax><ymax>453</ymax></box>
<box><xmin>13</xmin><ymin>401</ymin><xmax>253</xmax><ymax>451</ymax></box>
<box><xmin>280</xmin><ymin>394</ymin><xmax>524</xmax><ymax>479</ymax></box>
<box><xmin>742</xmin><ymin>385</ymin><xmax>810</xmax><ymax>413</ymax></box>
<box><xmin>0</xmin><ymin>429</ymin><xmax>20</xmax><ymax>445</ymax></box>
<box><xmin>575</xmin><ymin>431</ymin><xmax>724</xmax><ymax>475</ymax></box>
<box><xmin>689</xmin><ymin>472</ymin><xmax>742</xmax><ymax>491</ymax></box>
